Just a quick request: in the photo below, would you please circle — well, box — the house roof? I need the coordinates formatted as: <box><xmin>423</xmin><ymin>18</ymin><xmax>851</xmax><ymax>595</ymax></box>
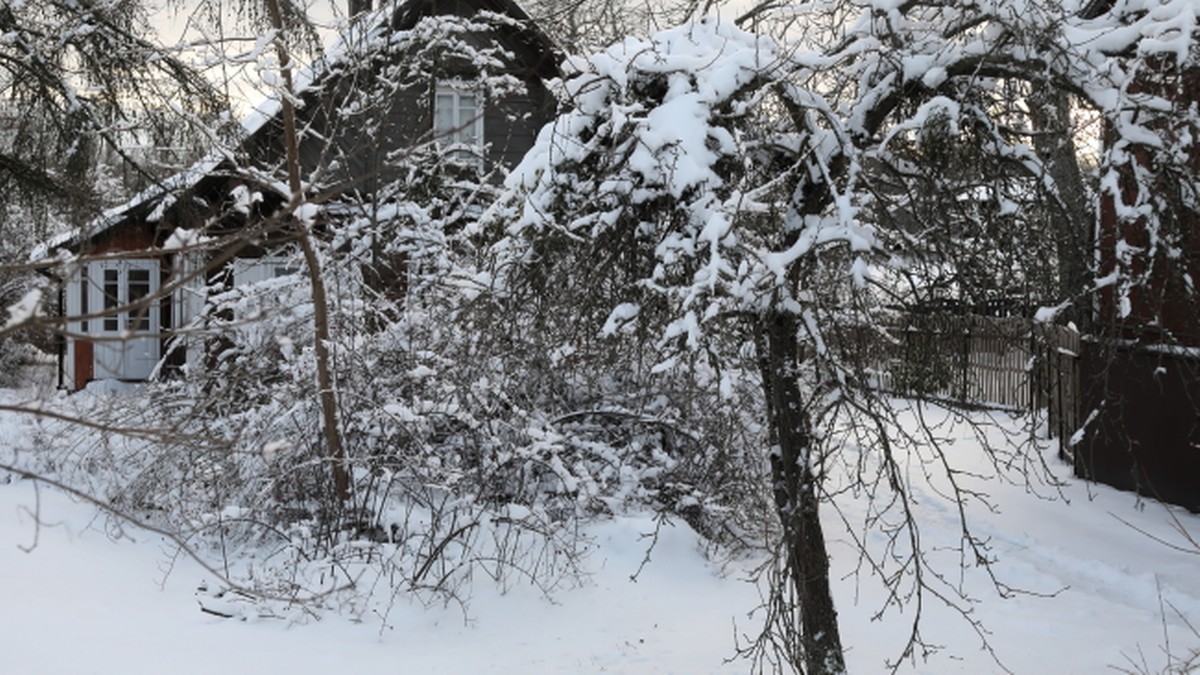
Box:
<box><xmin>37</xmin><ymin>0</ymin><xmax>561</xmax><ymax>260</ymax></box>
<box><xmin>239</xmin><ymin>0</ymin><xmax>559</xmax><ymax>137</ymax></box>
<box><xmin>32</xmin><ymin>150</ymin><xmax>234</xmax><ymax>260</ymax></box>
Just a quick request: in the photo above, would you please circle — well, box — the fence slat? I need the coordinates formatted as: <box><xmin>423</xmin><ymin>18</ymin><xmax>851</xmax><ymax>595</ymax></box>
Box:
<box><xmin>879</xmin><ymin>315</ymin><xmax>1080</xmax><ymax>430</ymax></box>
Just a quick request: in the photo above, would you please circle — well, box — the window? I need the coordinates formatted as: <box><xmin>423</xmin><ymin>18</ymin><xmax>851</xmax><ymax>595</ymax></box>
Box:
<box><xmin>93</xmin><ymin>263</ymin><xmax>157</xmax><ymax>335</ymax></box>
<box><xmin>103</xmin><ymin>269</ymin><xmax>119</xmax><ymax>332</ymax></box>
<box><xmin>230</xmin><ymin>255</ymin><xmax>304</xmax><ymax>321</ymax></box>
<box><xmin>126</xmin><ymin>268</ymin><xmax>151</xmax><ymax>331</ymax></box>
<box><xmin>79</xmin><ymin>265</ymin><xmax>89</xmax><ymax>332</ymax></box>
<box><xmin>232</xmin><ymin>256</ymin><xmax>299</xmax><ymax>287</ymax></box>
<box><xmin>433</xmin><ymin>85</ymin><xmax>483</xmax><ymax>163</ymax></box>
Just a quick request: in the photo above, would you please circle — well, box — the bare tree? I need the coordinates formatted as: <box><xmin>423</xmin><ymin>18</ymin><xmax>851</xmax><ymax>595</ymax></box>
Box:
<box><xmin>262</xmin><ymin>0</ymin><xmax>350</xmax><ymax>500</ymax></box>
<box><xmin>5</xmin><ymin>0</ymin><xmax>1200</xmax><ymax>667</ymax></box>
<box><xmin>484</xmin><ymin>2</ymin><xmax>1200</xmax><ymax>671</ymax></box>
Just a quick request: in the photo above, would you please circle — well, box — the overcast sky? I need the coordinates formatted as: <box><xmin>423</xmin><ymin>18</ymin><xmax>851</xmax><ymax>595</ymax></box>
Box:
<box><xmin>144</xmin><ymin>0</ymin><xmax>348</xmax><ymax>115</ymax></box>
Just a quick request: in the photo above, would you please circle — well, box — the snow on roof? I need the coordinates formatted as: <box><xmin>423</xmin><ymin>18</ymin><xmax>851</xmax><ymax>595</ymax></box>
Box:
<box><xmin>239</xmin><ymin>0</ymin><xmax>405</xmax><ymax>138</ymax></box>
<box><xmin>35</xmin><ymin>0</ymin><xmax>554</xmax><ymax>262</ymax></box>
<box><xmin>31</xmin><ymin>149</ymin><xmax>231</xmax><ymax>261</ymax></box>
<box><xmin>33</xmin><ymin>4</ymin><xmax>404</xmax><ymax>261</ymax></box>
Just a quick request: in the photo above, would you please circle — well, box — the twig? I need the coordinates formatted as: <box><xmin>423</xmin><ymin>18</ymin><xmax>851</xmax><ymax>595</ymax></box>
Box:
<box><xmin>1</xmin><ymin>461</ymin><xmax>351</xmax><ymax>605</ymax></box>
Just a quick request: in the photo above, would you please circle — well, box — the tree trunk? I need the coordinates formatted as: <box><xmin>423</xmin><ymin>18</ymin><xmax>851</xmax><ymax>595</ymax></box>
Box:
<box><xmin>265</xmin><ymin>0</ymin><xmax>351</xmax><ymax>502</ymax></box>
<box><xmin>759</xmin><ymin>311</ymin><xmax>846</xmax><ymax>675</ymax></box>
<box><xmin>1029</xmin><ymin>88</ymin><xmax>1094</xmax><ymax>329</ymax></box>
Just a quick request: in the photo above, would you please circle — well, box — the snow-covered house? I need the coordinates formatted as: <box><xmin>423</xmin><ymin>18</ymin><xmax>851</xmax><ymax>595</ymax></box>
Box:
<box><xmin>41</xmin><ymin>0</ymin><xmax>560</xmax><ymax>392</ymax></box>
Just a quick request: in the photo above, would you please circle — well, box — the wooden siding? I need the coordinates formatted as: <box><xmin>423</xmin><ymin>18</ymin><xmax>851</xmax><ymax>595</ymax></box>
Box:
<box><xmin>488</xmin><ymin>77</ymin><xmax>554</xmax><ymax>170</ymax></box>
<box><xmin>1076</xmin><ymin>341</ymin><xmax>1200</xmax><ymax>511</ymax></box>
<box><xmin>245</xmin><ymin>0</ymin><xmax>559</xmax><ymax>198</ymax></box>
<box><xmin>1083</xmin><ymin>59</ymin><xmax>1200</xmax><ymax>510</ymax></box>
<box><xmin>84</xmin><ymin>220</ymin><xmax>158</xmax><ymax>256</ymax></box>
<box><xmin>1096</xmin><ymin>60</ymin><xmax>1200</xmax><ymax>346</ymax></box>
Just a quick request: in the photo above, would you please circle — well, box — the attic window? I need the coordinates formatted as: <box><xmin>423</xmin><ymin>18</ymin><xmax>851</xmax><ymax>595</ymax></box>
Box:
<box><xmin>433</xmin><ymin>85</ymin><xmax>483</xmax><ymax>164</ymax></box>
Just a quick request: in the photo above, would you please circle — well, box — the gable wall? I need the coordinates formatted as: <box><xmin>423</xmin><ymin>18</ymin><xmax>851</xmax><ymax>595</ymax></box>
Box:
<box><xmin>245</xmin><ymin>0</ymin><xmax>558</xmax><ymax>200</ymax></box>
<box><xmin>84</xmin><ymin>221</ymin><xmax>158</xmax><ymax>256</ymax></box>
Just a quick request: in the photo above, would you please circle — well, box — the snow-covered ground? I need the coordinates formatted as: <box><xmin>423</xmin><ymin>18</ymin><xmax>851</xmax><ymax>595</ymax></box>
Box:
<box><xmin>2</xmin><ymin>385</ymin><xmax>1198</xmax><ymax>674</ymax></box>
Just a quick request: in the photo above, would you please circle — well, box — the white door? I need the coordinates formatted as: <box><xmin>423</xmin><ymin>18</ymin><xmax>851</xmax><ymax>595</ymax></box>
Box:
<box><xmin>88</xmin><ymin>259</ymin><xmax>160</xmax><ymax>381</ymax></box>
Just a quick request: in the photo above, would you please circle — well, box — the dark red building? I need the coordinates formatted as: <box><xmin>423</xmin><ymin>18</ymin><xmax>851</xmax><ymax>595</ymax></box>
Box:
<box><xmin>1079</xmin><ymin>43</ymin><xmax>1200</xmax><ymax>511</ymax></box>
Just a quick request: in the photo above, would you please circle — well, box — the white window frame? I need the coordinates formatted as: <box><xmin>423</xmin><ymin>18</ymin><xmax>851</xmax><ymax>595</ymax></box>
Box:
<box><xmin>230</xmin><ymin>254</ymin><xmax>303</xmax><ymax>321</ymax></box>
<box><xmin>433</xmin><ymin>84</ymin><xmax>484</xmax><ymax>165</ymax></box>
<box><xmin>232</xmin><ymin>256</ymin><xmax>301</xmax><ymax>288</ymax></box>
<box><xmin>80</xmin><ymin>258</ymin><xmax>161</xmax><ymax>382</ymax></box>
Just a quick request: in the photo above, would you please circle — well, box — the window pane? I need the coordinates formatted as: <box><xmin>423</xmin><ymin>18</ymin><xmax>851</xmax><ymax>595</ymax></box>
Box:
<box><xmin>127</xmin><ymin>268</ymin><xmax>151</xmax><ymax>331</ymax></box>
<box><xmin>434</xmin><ymin>92</ymin><xmax>456</xmax><ymax>138</ymax></box>
<box><xmin>459</xmin><ymin>94</ymin><xmax>478</xmax><ymax>143</ymax></box>
<box><xmin>459</xmin><ymin>94</ymin><xmax>477</xmax><ymax>118</ymax></box>
<box><xmin>79</xmin><ymin>266</ymin><xmax>89</xmax><ymax>332</ymax></box>
<box><xmin>103</xmin><ymin>269</ymin><xmax>119</xmax><ymax>332</ymax></box>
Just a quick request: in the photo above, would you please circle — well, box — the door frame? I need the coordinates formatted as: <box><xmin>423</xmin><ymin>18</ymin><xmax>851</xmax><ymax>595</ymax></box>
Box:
<box><xmin>76</xmin><ymin>258</ymin><xmax>161</xmax><ymax>387</ymax></box>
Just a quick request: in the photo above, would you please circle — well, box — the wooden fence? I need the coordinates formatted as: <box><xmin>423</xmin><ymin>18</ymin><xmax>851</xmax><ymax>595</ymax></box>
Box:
<box><xmin>1032</xmin><ymin>323</ymin><xmax>1083</xmax><ymax>456</ymax></box>
<box><xmin>879</xmin><ymin>316</ymin><xmax>1200</xmax><ymax>511</ymax></box>
<box><xmin>876</xmin><ymin>315</ymin><xmax>1082</xmax><ymax>448</ymax></box>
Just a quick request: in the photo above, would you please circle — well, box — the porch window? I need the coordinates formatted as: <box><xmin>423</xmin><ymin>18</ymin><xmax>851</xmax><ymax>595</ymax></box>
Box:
<box><xmin>127</xmin><ymin>268</ymin><xmax>151</xmax><ymax>331</ymax></box>
<box><xmin>74</xmin><ymin>259</ymin><xmax>161</xmax><ymax>386</ymax></box>
<box><xmin>230</xmin><ymin>255</ymin><xmax>304</xmax><ymax>322</ymax></box>
<box><xmin>79</xmin><ymin>265</ymin><xmax>89</xmax><ymax>332</ymax></box>
<box><xmin>433</xmin><ymin>85</ymin><xmax>483</xmax><ymax>164</ymax></box>
<box><xmin>103</xmin><ymin>269</ymin><xmax>119</xmax><ymax>332</ymax></box>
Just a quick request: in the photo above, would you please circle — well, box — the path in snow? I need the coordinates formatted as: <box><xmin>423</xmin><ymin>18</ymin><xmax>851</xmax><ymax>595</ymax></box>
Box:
<box><xmin>2</xmin><ymin>389</ymin><xmax>1199</xmax><ymax>673</ymax></box>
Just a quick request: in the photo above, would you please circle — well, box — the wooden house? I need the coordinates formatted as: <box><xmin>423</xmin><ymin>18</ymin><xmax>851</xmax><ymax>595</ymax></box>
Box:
<box><xmin>41</xmin><ymin>0</ymin><xmax>560</xmax><ymax>392</ymax></box>
<box><xmin>1074</xmin><ymin>0</ymin><xmax>1200</xmax><ymax>510</ymax></box>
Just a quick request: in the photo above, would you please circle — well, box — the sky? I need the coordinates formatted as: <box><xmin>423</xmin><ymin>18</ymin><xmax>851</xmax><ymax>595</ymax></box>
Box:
<box><xmin>145</xmin><ymin>0</ymin><xmax>346</xmax><ymax>113</ymax></box>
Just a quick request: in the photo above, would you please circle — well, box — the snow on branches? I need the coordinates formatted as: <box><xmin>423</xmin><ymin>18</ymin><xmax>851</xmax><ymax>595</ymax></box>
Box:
<box><xmin>489</xmin><ymin>19</ymin><xmax>851</xmax><ymax>355</ymax></box>
<box><xmin>493</xmin><ymin>0</ymin><xmax>1200</xmax><ymax>347</ymax></box>
<box><xmin>481</xmin><ymin>5</ymin><xmax>1200</xmax><ymax>670</ymax></box>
